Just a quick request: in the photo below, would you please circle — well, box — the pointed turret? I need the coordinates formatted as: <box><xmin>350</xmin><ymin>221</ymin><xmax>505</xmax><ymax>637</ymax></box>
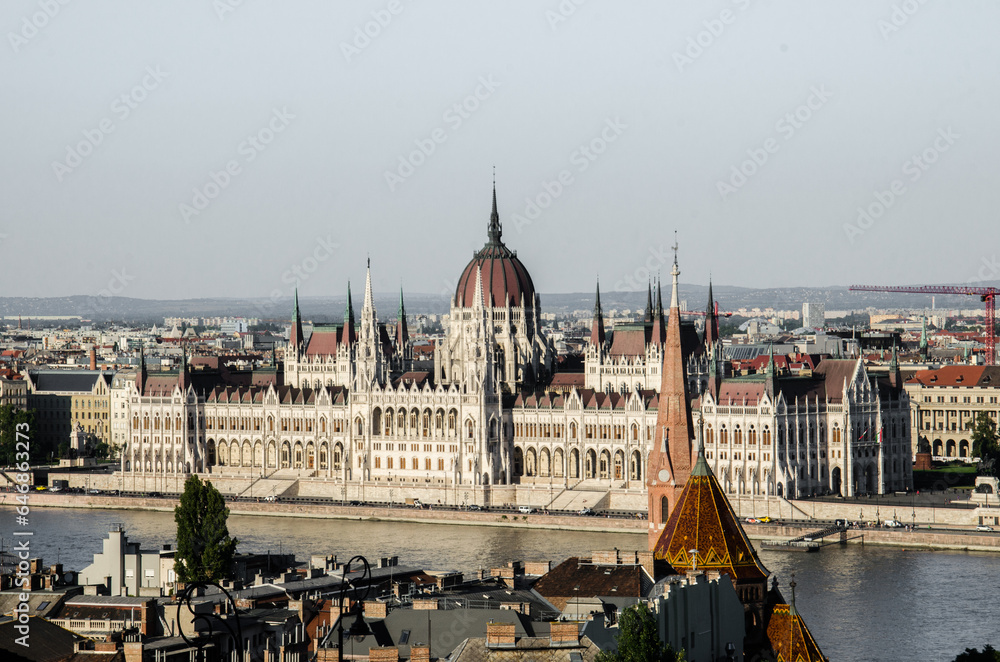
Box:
<box><xmin>704</xmin><ymin>278</ymin><xmax>718</xmax><ymax>350</ymax></box>
<box><xmin>647</xmin><ymin>236</ymin><xmax>695</xmax><ymax>550</ymax></box>
<box><xmin>766</xmin><ymin>576</ymin><xmax>827</xmax><ymax>662</ymax></box>
<box><xmin>488</xmin><ymin>181</ymin><xmax>502</xmax><ymax>246</ymax></box>
<box><xmin>178</xmin><ymin>343</ymin><xmax>189</xmax><ymax>391</ymax></box>
<box><xmin>765</xmin><ymin>343</ymin><xmax>777</xmax><ymax>397</ymax></box>
<box><xmin>136</xmin><ymin>348</ymin><xmax>147</xmax><ymax>395</ymax></box>
<box><xmin>889</xmin><ymin>340</ymin><xmax>901</xmax><ymax>388</ymax></box>
<box><xmin>644</xmin><ymin>282</ymin><xmax>654</xmax><ymax>323</ymax></box>
<box><xmin>590</xmin><ymin>281</ymin><xmax>606</xmax><ymax>347</ymax></box>
<box><xmin>919</xmin><ymin>316</ymin><xmax>929</xmax><ymax>360</ymax></box>
<box><xmin>653</xmin><ymin>442</ymin><xmax>768</xmax><ymax>584</ymax></box>
<box><xmin>290</xmin><ymin>289</ymin><xmax>304</xmax><ymax>353</ymax></box>
<box><xmin>396</xmin><ymin>287</ymin><xmax>409</xmax><ymax>348</ymax></box>
<box><xmin>342</xmin><ymin>282</ymin><xmax>357</xmax><ymax>345</ymax></box>
<box><xmin>651</xmin><ymin>277</ymin><xmax>666</xmax><ymax>345</ymax></box>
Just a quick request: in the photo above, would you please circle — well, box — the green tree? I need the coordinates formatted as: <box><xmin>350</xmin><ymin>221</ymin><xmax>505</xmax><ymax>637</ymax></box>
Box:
<box><xmin>596</xmin><ymin>603</ymin><xmax>684</xmax><ymax>662</ymax></box>
<box><xmin>0</xmin><ymin>406</ymin><xmax>39</xmax><ymax>465</ymax></box>
<box><xmin>969</xmin><ymin>412</ymin><xmax>1000</xmax><ymax>477</ymax></box>
<box><xmin>174</xmin><ymin>475</ymin><xmax>239</xmax><ymax>583</ymax></box>
<box><xmin>954</xmin><ymin>644</ymin><xmax>1000</xmax><ymax>661</ymax></box>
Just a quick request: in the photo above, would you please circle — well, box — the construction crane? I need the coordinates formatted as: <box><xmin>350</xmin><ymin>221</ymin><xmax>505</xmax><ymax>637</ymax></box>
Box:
<box><xmin>848</xmin><ymin>284</ymin><xmax>1000</xmax><ymax>365</ymax></box>
<box><xmin>682</xmin><ymin>302</ymin><xmax>734</xmax><ymax>318</ymax></box>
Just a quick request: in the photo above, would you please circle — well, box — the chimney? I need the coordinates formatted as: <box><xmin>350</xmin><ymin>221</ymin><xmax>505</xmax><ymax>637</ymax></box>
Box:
<box><xmin>485</xmin><ymin>622</ymin><xmax>516</xmax><ymax>649</ymax></box>
<box><xmin>368</xmin><ymin>648</ymin><xmax>399</xmax><ymax>662</ymax></box>
<box><xmin>89</xmin><ymin>347</ymin><xmax>97</xmax><ymax>371</ymax></box>
<box><xmin>550</xmin><ymin>621</ymin><xmax>580</xmax><ymax>647</ymax></box>
<box><xmin>410</xmin><ymin>645</ymin><xmax>431</xmax><ymax>662</ymax></box>
<box><xmin>124</xmin><ymin>642</ymin><xmax>144</xmax><ymax>662</ymax></box>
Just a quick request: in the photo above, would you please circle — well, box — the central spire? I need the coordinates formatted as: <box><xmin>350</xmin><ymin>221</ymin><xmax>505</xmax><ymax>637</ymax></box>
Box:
<box><xmin>669</xmin><ymin>231</ymin><xmax>680</xmax><ymax>311</ymax></box>
<box><xmin>488</xmin><ymin>181</ymin><xmax>502</xmax><ymax>245</ymax></box>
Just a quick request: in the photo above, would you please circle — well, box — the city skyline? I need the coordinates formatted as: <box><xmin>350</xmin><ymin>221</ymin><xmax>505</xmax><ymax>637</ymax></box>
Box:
<box><xmin>3</xmin><ymin>2</ymin><xmax>1000</xmax><ymax>301</ymax></box>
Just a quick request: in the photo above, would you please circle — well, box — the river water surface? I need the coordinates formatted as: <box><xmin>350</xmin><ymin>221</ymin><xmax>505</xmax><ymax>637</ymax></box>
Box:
<box><xmin>3</xmin><ymin>506</ymin><xmax>998</xmax><ymax>662</ymax></box>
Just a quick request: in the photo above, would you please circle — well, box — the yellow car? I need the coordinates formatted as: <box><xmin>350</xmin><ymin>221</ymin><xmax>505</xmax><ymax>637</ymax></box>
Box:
<box><xmin>758</xmin><ymin>516</ymin><xmax>772</xmax><ymax>523</ymax></box>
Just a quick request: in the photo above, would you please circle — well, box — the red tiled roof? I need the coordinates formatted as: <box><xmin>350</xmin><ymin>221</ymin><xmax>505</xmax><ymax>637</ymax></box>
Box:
<box><xmin>608</xmin><ymin>328</ymin><xmax>650</xmax><ymax>357</ymax></box>
<box><xmin>906</xmin><ymin>365</ymin><xmax>996</xmax><ymax>387</ymax></box>
<box><xmin>305</xmin><ymin>326</ymin><xmax>341</xmax><ymax>356</ymax></box>
<box><xmin>549</xmin><ymin>373</ymin><xmax>585</xmax><ymax>387</ymax></box>
<box><xmin>716</xmin><ymin>382</ymin><xmax>765</xmax><ymax>405</ymax></box>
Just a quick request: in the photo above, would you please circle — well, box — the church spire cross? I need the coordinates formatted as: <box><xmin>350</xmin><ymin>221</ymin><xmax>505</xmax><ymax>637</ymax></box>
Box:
<box><xmin>669</xmin><ymin>232</ymin><xmax>680</xmax><ymax>311</ymax></box>
<box><xmin>488</xmin><ymin>179</ymin><xmax>502</xmax><ymax>245</ymax></box>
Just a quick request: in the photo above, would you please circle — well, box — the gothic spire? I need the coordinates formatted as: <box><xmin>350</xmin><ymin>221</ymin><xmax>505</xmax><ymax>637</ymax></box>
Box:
<box><xmin>396</xmin><ymin>286</ymin><xmax>409</xmax><ymax>348</ymax></box>
<box><xmin>342</xmin><ymin>281</ymin><xmax>357</xmax><ymax>345</ymax></box>
<box><xmin>290</xmin><ymin>288</ymin><xmax>304</xmax><ymax>351</ymax></box>
<box><xmin>488</xmin><ymin>181</ymin><xmax>502</xmax><ymax>245</ymax></box>
<box><xmin>644</xmin><ymin>281</ymin><xmax>654</xmax><ymax>323</ymax></box>
<box><xmin>652</xmin><ymin>276</ymin><xmax>666</xmax><ymax>346</ymax></box>
<box><xmin>648</xmin><ymin>235</ymin><xmax>694</xmax><ymax>551</ymax></box>
<box><xmin>590</xmin><ymin>280</ymin><xmax>606</xmax><ymax>346</ymax></box>
<box><xmin>704</xmin><ymin>277</ymin><xmax>718</xmax><ymax>350</ymax></box>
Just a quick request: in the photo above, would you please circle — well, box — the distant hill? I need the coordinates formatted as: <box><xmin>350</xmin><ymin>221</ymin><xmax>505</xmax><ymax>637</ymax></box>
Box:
<box><xmin>2</xmin><ymin>283</ymin><xmax>996</xmax><ymax>324</ymax></box>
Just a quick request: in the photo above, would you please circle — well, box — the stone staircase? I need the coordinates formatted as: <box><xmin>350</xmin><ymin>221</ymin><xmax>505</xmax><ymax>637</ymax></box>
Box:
<box><xmin>546</xmin><ymin>483</ymin><xmax>610</xmax><ymax>512</ymax></box>
<box><xmin>237</xmin><ymin>477</ymin><xmax>298</xmax><ymax>500</ymax></box>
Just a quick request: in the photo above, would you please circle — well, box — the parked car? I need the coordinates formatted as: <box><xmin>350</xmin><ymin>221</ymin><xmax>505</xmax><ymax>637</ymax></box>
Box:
<box><xmin>758</xmin><ymin>516</ymin><xmax>772</xmax><ymax>523</ymax></box>
<box><xmin>579</xmin><ymin>508</ymin><xmax>595</xmax><ymax>516</ymax></box>
<box><xmin>264</xmin><ymin>495</ymin><xmax>277</xmax><ymax>502</ymax></box>
<box><xmin>518</xmin><ymin>506</ymin><xmax>535</xmax><ymax>514</ymax></box>
<box><xmin>467</xmin><ymin>504</ymin><xmax>483</xmax><ymax>511</ymax></box>
<box><xmin>745</xmin><ymin>517</ymin><xmax>759</xmax><ymax>524</ymax></box>
<box><xmin>883</xmin><ymin>519</ymin><xmax>903</xmax><ymax>528</ymax></box>
<box><xmin>976</xmin><ymin>525</ymin><xmax>994</xmax><ymax>532</ymax></box>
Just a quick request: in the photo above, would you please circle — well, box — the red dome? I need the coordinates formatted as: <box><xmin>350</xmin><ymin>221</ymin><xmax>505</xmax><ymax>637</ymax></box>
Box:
<box><xmin>456</xmin><ymin>243</ymin><xmax>536</xmax><ymax>307</ymax></box>
<box><xmin>455</xmin><ymin>187</ymin><xmax>536</xmax><ymax>308</ymax></box>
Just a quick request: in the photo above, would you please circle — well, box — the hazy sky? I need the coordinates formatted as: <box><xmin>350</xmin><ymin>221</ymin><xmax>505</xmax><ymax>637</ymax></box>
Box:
<box><xmin>3</xmin><ymin>1</ymin><xmax>999</xmax><ymax>302</ymax></box>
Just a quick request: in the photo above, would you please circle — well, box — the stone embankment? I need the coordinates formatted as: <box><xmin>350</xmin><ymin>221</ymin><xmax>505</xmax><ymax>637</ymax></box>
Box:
<box><xmin>12</xmin><ymin>492</ymin><xmax>1000</xmax><ymax>552</ymax></box>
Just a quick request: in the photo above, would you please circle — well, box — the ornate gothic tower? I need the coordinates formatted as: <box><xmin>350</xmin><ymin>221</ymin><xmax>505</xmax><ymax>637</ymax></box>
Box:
<box><xmin>646</xmin><ymin>243</ymin><xmax>695</xmax><ymax>550</ymax></box>
<box><xmin>355</xmin><ymin>263</ymin><xmax>386</xmax><ymax>390</ymax></box>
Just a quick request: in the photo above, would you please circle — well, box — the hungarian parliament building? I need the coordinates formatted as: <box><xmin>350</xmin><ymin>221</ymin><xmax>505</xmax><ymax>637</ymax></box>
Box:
<box><xmin>119</xmin><ymin>189</ymin><xmax>912</xmax><ymax>508</ymax></box>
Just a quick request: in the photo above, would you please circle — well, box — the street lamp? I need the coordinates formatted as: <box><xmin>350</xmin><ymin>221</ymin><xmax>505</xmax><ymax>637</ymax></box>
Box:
<box><xmin>330</xmin><ymin>555</ymin><xmax>372</xmax><ymax>659</ymax></box>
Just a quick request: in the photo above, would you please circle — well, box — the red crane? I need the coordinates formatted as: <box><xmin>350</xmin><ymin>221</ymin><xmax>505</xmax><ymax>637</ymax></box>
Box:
<box><xmin>849</xmin><ymin>284</ymin><xmax>1000</xmax><ymax>365</ymax></box>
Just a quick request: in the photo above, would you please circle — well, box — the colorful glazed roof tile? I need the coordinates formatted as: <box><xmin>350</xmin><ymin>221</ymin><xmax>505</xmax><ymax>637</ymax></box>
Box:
<box><xmin>767</xmin><ymin>604</ymin><xmax>828</xmax><ymax>662</ymax></box>
<box><xmin>652</xmin><ymin>451</ymin><xmax>769</xmax><ymax>584</ymax></box>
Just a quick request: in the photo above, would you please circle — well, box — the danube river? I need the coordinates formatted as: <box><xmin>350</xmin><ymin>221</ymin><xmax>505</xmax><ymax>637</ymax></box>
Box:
<box><xmin>3</xmin><ymin>505</ymin><xmax>998</xmax><ymax>661</ymax></box>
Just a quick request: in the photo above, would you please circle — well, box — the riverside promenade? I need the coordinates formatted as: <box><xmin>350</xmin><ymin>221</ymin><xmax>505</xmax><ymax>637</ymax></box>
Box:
<box><xmin>12</xmin><ymin>491</ymin><xmax>1000</xmax><ymax>553</ymax></box>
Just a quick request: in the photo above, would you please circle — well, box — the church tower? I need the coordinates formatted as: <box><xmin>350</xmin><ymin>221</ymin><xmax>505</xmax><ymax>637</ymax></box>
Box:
<box><xmin>355</xmin><ymin>262</ymin><xmax>386</xmax><ymax>390</ymax></box>
<box><xmin>646</xmin><ymin>239</ymin><xmax>695</xmax><ymax>550</ymax></box>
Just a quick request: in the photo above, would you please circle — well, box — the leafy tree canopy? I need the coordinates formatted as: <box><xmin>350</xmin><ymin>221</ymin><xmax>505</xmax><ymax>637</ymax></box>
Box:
<box><xmin>174</xmin><ymin>475</ymin><xmax>238</xmax><ymax>583</ymax></box>
<box><xmin>970</xmin><ymin>412</ymin><xmax>1000</xmax><ymax>477</ymax></box>
<box><xmin>955</xmin><ymin>644</ymin><xmax>1000</xmax><ymax>662</ymax></box>
<box><xmin>596</xmin><ymin>603</ymin><xmax>684</xmax><ymax>662</ymax></box>
<box><xmin>0</xmin><ymin>406</ymin><xmax>39</xmax><ymax>465</ymax></box>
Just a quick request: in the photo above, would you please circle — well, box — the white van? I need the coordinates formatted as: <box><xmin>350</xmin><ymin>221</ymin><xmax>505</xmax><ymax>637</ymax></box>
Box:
<box><xmin>518</xmin><ymin>506</ymin><xmax>535</xmax><ymax>514</ymax></box>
